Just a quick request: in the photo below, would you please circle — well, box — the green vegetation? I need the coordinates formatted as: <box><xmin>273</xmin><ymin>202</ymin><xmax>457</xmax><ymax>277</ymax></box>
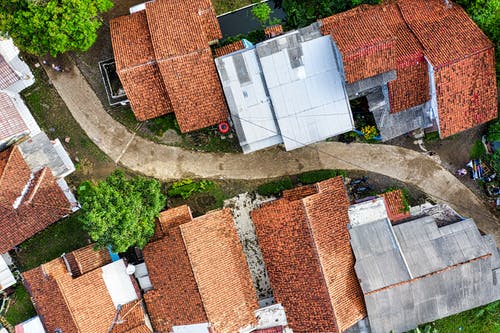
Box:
<box><xmin>147</xmin><ymin>114</ymin><xmax>180</xmax><ymax>136</ymax></box>
<box><xmin>278</xmin><ymin>0</ymin><xmax>381</xmax><ymax>28</ymax></box>
<box><xmin>77</xmin><ymin>170</ymin><xmax>165</xmax><ymax>253</ymax></box>
<box><xmin>0</xmin><ymin>0</ymin><xmax>113</xmax><ymax>56</ymax></box>
<box><xmin>212</xmin><ymin>0</ymin><xmax>260</xmax><ymax>15</ymax></box>
<box><xmin>4</xmin><ymin>285</ymin><xmax>36</xmax><ymax>325</ymax></box>
<box><xmin>455</xmin><ymin>0</ymin><xmax>500</xmax><ymax>82</ymax></box>
<box><xmin>219</xmin><ymin>29</ymin><xmax>267</xmax><ymax>46</ymax></box>
<box><xmin>298</xmin><ymin>169</ymin><xmax>346</xmax><ymax>184</ymax></box>
<box><xmin>424</xmin><ymin>131</ymin><xmax>440</xmax><ymax>142</ymax></box>
<box><xmin>470</xmin><ymin>140</ymin><xmax>487</xmax><ymax>159</ymax></box>
<box><xmin>251</xmin><ymin>3</ymin><xmax>281</xmax><ymax>28</ymax></box>
<box><xmin>15</xmin><ymin>214</ymin><xmax>89</xmax><ymax>271</ymax></box>
<box><xmin>416</xmin><ymin>300</ymin><xmax>500</xmax><ymax>333</ymax></box>
<box><xmin>167</xmin><ymin>179</ymin><xmax>215</xmax><ymax>199</ymax></box>
<box><xmin>256</xmin><ymin>177</ymin><xmax>293</xmax><ymax>196</ymax></box>
<box><xmin>488</xmin><ymin>119</ymin><xmax>500</xmax><ymax>143</ymax></box>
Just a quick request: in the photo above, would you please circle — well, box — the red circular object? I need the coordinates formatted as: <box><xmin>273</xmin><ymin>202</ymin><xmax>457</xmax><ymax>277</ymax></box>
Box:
<box><xmin>218</xmin><ymin>122</ymin><xmax>230</xmax><ymax>134</ymax></box>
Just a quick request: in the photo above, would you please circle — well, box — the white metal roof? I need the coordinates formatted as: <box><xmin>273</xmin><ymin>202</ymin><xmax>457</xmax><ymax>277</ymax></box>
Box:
<box><xmin>172</xmin><ymin>323</ymin><xmax>210</xmax><ymax>333</ymax></box>
<box><xmin>216</xmin><ymin>48</ymin><xmax>283</xmax><ymax>153</ymax></box>
<box><xmin>257</xmin><ymin>32</ymin><xmax>354</xmax><ymax>150</ymax></box>
<box><xmin>0</xmin><ymin>254</ymin><xmax>15</xmax><ymax>291</ymax></box>
<box><xmin>15</xmin><ymin>316</ymin><xmax>46</xmax><ymax>333</ymax></box>
<box><xmin>101</xmin><ymin>259</ymin><xmax>138</xmax><ymax>308</ymax></box>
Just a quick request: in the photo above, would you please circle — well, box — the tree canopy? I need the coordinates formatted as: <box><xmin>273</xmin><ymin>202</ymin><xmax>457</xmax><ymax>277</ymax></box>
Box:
<box><xmin>0</xmin><ymin>0</ymin><xmax>113</xmax><ymax>57</ymax></box>
<box><xmin>77</xmin><ymin>170</ymin><xmax>165</xmax><ymax>253</ymax></box>
<box><xmin>277</xmin><ymin>0</ymin><xmax>381</xmax><ymax>28</ymax></box>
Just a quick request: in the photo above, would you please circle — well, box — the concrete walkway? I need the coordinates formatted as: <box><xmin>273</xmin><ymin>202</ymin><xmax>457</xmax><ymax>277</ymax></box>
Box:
<box><xmin>45</xmin><ymin>62</ymin><xmax>500</xmax><ymax>242</ymax></box>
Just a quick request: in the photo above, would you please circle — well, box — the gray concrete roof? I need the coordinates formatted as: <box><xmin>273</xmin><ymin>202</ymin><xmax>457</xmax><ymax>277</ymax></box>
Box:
<box><xmin>350</xmin><ymin>210</ymin><xmax>500</xmax><ymax>333</ymax></box>
<box><xmin>18</xmin><ymin>132</ymin><xmax>75</xmax><ymax>178</ymax></box>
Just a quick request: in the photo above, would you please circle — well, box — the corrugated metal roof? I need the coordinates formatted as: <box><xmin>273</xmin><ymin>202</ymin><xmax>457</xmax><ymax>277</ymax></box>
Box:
<box><xmin>216</xmin><ymin>49</ymin><xmax>282</xmax><ymax>153</ymax></box>
<box><xmin>216</xmin><ymin>26</ymin><xmax>354</xmax><ymax>152</ymax></box>
<box><xmin>257</xmin><ymin>32</ymin><xmax>353</xmax><ymax>150</ymax></box>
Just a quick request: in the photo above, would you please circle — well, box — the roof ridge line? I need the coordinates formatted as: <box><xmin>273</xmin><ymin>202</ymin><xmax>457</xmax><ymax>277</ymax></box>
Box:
<box><xmin>300</xmin><ymin>189</ymin><xmax>340</xmax><ymax>332</ymax></box>
<box><xmin>24</xmin><ymin>168</ymin><xmax>48</xmax><ymax>204</ymax></box>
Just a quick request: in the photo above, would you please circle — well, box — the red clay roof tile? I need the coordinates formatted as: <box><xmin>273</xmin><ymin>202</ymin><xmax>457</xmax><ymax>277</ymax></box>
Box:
<box><xmin>381</xmin><ymin>190</ymin><xmax>411</xmax><ymax>224</ymax></box>
<box><xmin>143</xmin><ymin>207</ymin><xmax>258</xmax><ymax>333</ymax></box>
<box><xmin>265</xmin><ymin>25</ymin><xmax>284</xmax><ymax>39</ymax></box>
<box><xmin>0</xmin><ymin>147</ymin><xmax>72</xmax><ymax>252</ymax></box>
<box><xmin>180</xmin><ymin>209</ymin><xmax>258</xmax><ymax>333</ymax></box>
<box><xmin>320</xmin><ymin>5</ymin><xmax>397</xmax><ymax>83</ymax></box>
<box><xmin>214</xmin><ymin>40</ymin><xmax>245</xmax><ymax>58</ymax></box>
<box><xmin>157</xmin><ymin>49</ymin><xmax>228</xmax><ymax>132</ymax></box>
<box><xmin>110</xmin><ymin>0</ymin><xmax>228</xmax><ymax>132</ymax></box>
<box><xmin>252</xmin><ymin>177</ymin><xmax>366</xmax><ymax>332</ymax></box>
<box><xmin>24</xmin><ymin>249</ymin><xmax>149</xmax><ymax>333</ymax></box>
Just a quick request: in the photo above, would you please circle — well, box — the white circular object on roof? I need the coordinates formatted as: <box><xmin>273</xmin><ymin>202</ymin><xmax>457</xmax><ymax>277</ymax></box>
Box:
<box><xmin>126</xmin><ymin>264</ymin><xmax>136</xmax><ymax>275</ymax></box>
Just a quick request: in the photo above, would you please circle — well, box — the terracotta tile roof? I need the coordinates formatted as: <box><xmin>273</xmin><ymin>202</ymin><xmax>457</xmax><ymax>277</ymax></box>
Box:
<box><xmin>252</xmin><ymin>177</ymin><xmax>366</xmax><ymax>332</ymax></box>
<box><xmin>0</xmin><ymin>55</ymin><xmax>19</xmax><ymax>89</ymax></box>
<box><xmin>265</xmin><ymin>25</ymin><xmax>284</xmax><ymax>39</ymax></box>
<box><xmin>0</xmin><ymin>146</ymin><xmax>72</xmax><ymax>252</ymax></box>
<box><xmin>156</xmin><ymin>204</ymin><xmax>192</xmax><ymax>236</ymax></box>
<box><xmin>320</xmin><ymin>5</ymin><xmax>396</xmax><ymax>83</ymax></box>
<box><xmin>214</xmin><ymin>40</ymin><xmax>245</xmax><ymax>58</ymax></box>
<box><xmin>197</xmin><ymin>0</ymin><xmax>223</xmax><ymax>43</ymax></box>
<box><xmin>397</xmin><ymin>0</ymin><xmax>492</xmax><ymax>67</ymax></box>
<box><xmin>24</xmin><ymin>249</ymin><xmax>149</xmax><ymax>333</ymax></box>
<box><xmin>110</xmin><ymin>12</ymin><xmax>173</xmax><ymax>121</ymax></box>
<box><xmin>282</xmin><ymin>184</ymin><xmax>318</xmax><ymax>201</ymax></box>
<box><xmin>254</xmin><ymin>327</ymin><xmax>283</xmax><ymax>333</ymax></box>
<box><xmin>397</xmin><ymin>0</ymin><xmax>497</xmax><ymax>137</ymax></box>
<box><xmin>143</xmin><ymin>227</ymin><xmax>207</xmax><ymax>332</ymax></box>
<box><xmin>66</xmin><ymin>244</ymin><xmax>112</xmax><ymax>276</ymax></box>
<box><xmin>381</xmin><ymin>190</ymin><xmax>411</xmax><ymax>223</ymax></box>
<box><xmin>0</xmin><ymin>146</ymin><xmax>31</xmax><ymax>204</ymax></box>
<box><xmin>23</xmin><ymin>266</ymin><xmax>79</xmax><ymax>333</ymax></box>
<box><xmin>110</xmin><ymin>12</ymin><xmax>156</xmax><ymax>71</ymax></box>
<box><xmin>143</xmin><ymin>207</ymin><xmax>258</xmax><ymax>333</ymax></box>
<box><xmin>118</xmin><ymin>64</ymin><xmax>173</xmax><ymax>121</ymax></box>
<box><xmin>110</xmin><ymin>0</ymin><xmax>228</xmax><ymax>132</ymax></box>
<box><xmin>111</xmin><ymin>300</ymin><xmax>151</xmax><ymax>333</ymax></box>
<box><xmin>376</xmin><ymin>3</ymin><xmax>429</xmax><ymax>112</ymax></box>
<box><xmin>434</xmin><ymin>48</ymin><xmax>497</xmax><ymax>138</ymax></box>
<box><xmin>0</xmin><ymin>92</ymin><xmax>29</xmax><ymax>141</ymax></box>
<box><xmin>180</xmin><ymin>209</ymin><xmax>258</xmax><ymax>333</ymax></box>
<box><xmin>157</xmin><ymin>49</ymin><xmax>228</xmax><ymax>132</ymax></box>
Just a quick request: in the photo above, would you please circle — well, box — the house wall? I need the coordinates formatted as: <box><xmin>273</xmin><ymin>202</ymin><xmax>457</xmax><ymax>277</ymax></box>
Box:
<box><xmin>365</xmin><ymin>256</ymin><xmax>497</xmax><ymax>333</ymax></box>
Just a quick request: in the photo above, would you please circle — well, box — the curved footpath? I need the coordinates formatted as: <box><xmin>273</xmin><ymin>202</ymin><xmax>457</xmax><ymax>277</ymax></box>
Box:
<box><xmin>45</xmin><ymin>62</ymin><xmax>500</xmax><ymax>242</ymax></box>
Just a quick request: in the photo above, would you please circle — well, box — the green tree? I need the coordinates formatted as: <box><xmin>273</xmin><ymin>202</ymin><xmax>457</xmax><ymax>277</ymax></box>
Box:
<box><xmin>251</xmin><ymin>3</ymin><xmax>281</xmax><ymax>28</ymax></box>
<box><xmin>279</xmin><ymin>0</ymin><xmax>381</xmax><ymax>28</ymax></box>
<box><xmin>0</xmin><ymin>0</ymin><xmax>113</xmax><ymax>57</ymax></box>
<box><xmin>77</xmin><ymin>170</ymin><xmax>165</xmax><ymax>253</ymax></box>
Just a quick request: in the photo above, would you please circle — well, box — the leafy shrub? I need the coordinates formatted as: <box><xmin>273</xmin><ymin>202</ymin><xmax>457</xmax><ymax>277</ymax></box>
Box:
<box><xmin>256</xmin><ymin>177</ymin><xmax>293</xmax><ymax>196</ymax></box>
<box><xmin>167</xmin><ymin>179</ymin><xmax>214</xmax><ymax>199</ymax></box>
<box><xmin>487</xmin><ymin>119</ymin><xmax>500</xmax><ymax>142</ymax></box>
<box><xmin>470</xmin><ymin>140</ymin><xmax>487</xmax><ymax>159</ymax></box>
<box><xmin>298</xmin><ymin>169</ymin><xmax>347</xmax><ymax>184</ymax></box>
<box><xmin>424</xmin><ymin>131</ymin><xmax>440</xmax><ymax>142</ymax></box>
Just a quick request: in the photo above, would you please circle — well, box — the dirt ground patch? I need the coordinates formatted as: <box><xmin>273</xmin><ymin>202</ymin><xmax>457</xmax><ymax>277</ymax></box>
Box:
<box><xmin>386</xmin><ymin>125</ymin><xmax>497</xmax><ymax>214</ymax></box>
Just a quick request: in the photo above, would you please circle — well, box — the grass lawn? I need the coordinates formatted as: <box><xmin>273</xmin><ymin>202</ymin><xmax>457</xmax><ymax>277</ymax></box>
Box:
<box><xmin>213</xmin><ymin>0</ymin><xmax>260</xmax><ymax>14</ymax></box>
<box><xmin>14</xmin><ymin>213</ymin><xmax>90</xmax><ymax>272</ymax></box>
<box><xmin>20</xmin><ymin>55</ymin><xmax>116</xmax><ymax>185</ymax></box>
<box><xmin>4</xmin><ymin>285</ymin><xmax>36</xmax><ymax>326</ymax></box>
<box><xmin>413</xmin><ymin>301</ymin><xmax>500</xmax><ymax>333</ymax></box>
